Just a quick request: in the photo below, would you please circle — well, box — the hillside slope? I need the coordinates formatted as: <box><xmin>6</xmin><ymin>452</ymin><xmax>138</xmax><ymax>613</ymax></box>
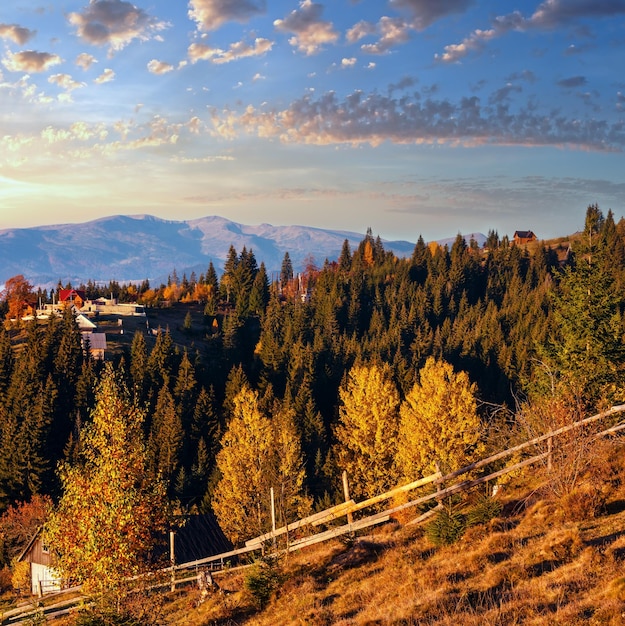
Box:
<box><xmin>163</xmin><ymin>444</ymin><xmax>625</xmax><ymax>626</ymax></box>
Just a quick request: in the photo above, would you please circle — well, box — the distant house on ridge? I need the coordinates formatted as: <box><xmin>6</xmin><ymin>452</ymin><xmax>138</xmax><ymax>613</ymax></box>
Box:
<box><xmin>512</xmin><ymin>230</ymin><xmax>537</xmax><ymax>245</ymax></box>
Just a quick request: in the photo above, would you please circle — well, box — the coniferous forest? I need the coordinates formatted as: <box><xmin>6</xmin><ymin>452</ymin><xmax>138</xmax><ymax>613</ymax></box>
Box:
<box><xmin>1</xmin><ymin>205</ymin><xmax>625</xmax><ymax>595</ymax></box>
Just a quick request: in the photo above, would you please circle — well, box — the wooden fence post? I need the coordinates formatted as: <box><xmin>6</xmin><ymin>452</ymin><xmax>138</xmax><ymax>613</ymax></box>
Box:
<box><xmin>270</xmin><ymin>487</ymin><xmax>277</xmax><ymax>551</ymax></box>
<box><xmin>342</xmin><ymin>471</ymin><xmax>354</xmax><ymax>526</ymax></box>
<box><xmin>547</xmin><ymin>436</ymin><xmax>553</xmax><ymax>471</ymax></box>
<box><xmin>170</xmin><ymin>531</ymin><xmax>175</xmax><ymax>592</ymax></box>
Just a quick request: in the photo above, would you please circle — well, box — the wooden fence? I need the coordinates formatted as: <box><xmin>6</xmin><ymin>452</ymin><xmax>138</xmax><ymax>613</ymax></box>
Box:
<box><xmin>3</xmin><ymin>404</ymin><xmax>625</xmax><ymax>624</ymax></box>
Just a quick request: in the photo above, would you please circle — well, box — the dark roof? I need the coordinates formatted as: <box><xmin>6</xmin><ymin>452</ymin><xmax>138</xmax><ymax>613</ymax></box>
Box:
<box><xmin>170</xmin><ymin>513</ymin><xmax>233</xmax><ymax>565</ymax></box>
<box><xmin>513</xmin><ymin>230</ymin><xmax>536</xmax><ymax>239</ymax></box>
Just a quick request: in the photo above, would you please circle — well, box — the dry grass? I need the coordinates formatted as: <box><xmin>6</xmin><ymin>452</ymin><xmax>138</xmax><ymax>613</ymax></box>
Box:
<box><xmin>163</xmin><ymin>442</ymin><xmax>625</xmax><ymax>625</ymax></box>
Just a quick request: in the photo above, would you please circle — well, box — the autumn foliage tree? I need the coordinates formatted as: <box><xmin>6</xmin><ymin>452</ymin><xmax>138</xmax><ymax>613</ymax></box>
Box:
<box><xmin>2</xmin><ymin>275</ymin><xmax>34</xmax><ymax>323</ymax></box>
<box><xmin>44</xmin><ymin>364</ymin><xmax>169</xmax><ymax>596</ymax></box>
<box><xmin>334</xmin><ymin>363</ymin><xmax>400</xmax><ymax>499</ymax></box>
<box><xmin>397</xmin><ymin>357</ymin><xmax>483</xmax><ymax>479</ymax></box>
<box><xmin>212</xmin><ymin>386</ymin><xmax>275</xmax><ymax>544</ymax></box>
<box><xmin>212</xmin><ymin>386</ymin><xmax>309</xmax><ymax>545</ymax></box>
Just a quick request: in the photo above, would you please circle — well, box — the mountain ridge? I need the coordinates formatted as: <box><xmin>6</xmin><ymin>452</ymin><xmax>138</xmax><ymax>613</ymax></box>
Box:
<box><xmin>0</xmin><ymin>214</ymin><xmax>486</xmax><ymax>288</ymax></box>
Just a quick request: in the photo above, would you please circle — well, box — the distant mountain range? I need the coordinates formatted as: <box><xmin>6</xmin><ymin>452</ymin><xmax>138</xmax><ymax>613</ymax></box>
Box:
<box><xmin>0</xmin><ymin>214</ymin><xmax>486</xmax><ymax>288</ymax></box>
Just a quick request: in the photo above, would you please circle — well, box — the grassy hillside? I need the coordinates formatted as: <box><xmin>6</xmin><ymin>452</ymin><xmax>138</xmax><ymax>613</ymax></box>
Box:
<box><xmin>161</xmin><ymin>439</ymin><xmax>625</xmax><ymax>625</ymax></box>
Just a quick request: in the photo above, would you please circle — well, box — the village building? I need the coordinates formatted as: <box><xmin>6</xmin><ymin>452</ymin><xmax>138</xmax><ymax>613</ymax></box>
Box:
<box><xmin>59</xmin><ymin>289</ymin><xmax>87</xmax><ymax>309</ymax></box>
<box><xmin>82</xmin><ymin>332</ymin><xmax>107</xmax><ymax>360</ymax></box>
<box><xmin>17</xmin><ymin>529</ymin><xmax>62</xmax><ymax>596</ymax></box>
<box><xmin>512</xmin><ymin>230</ymin><xmax>537</xmax><ymax>245</ymax></box>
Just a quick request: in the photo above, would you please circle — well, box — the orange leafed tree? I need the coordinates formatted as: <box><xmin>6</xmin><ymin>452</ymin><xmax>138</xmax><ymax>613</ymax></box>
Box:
<box><xmin>44</xmin><ymin>364</ymin><xmax>169</xmax><ymax>596</ymax></box>
<box><xmin>2</xmin><ymin>275</ymin><xmax>34</xmax><ymax>322</ymax></box>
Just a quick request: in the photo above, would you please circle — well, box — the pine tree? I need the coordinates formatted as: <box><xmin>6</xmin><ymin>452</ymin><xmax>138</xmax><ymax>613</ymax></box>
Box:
<box><xmin>148</xmin><ymin>386</ymin><xmax>183</xmax><ymax>492</ymax></box>
<box><xmin>249</xmin><ymin>262</ymin><xmax>270</xmax><ymax>315</ymax></box>
<box><xmin>222</xmin><ymin>364</ymin><xmax>249</xmax><ymax>420</ymax></box>
<box><xmin>130</xmin><ymin>330</ymin><xmax>149</xmax><ymax>403</ymax></box>
<box><xmin>146</xmin><ymin>328</ymin><xmax>176</xmax><ymax>392</ymax></box>
<box><xmin>280</xmin><ymin>251</ymin><xmax>294</xmax><ymax>287</ymax></box>
<box><xmin>0</xmin><ymin>327</ymin><xmax>14</xmax><ymax>403</ymax></box>
<box><xmin>338</xmin><ymin>239</ymin><xmax>352</xmax><ymax>273</ymax></box>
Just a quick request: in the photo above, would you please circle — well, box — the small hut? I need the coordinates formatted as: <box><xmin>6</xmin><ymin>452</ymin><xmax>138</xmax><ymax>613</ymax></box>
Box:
<box><xmin>17</xmin><ymin>529</ymin><xmax>62</xmax><ymax>596</ymax></box>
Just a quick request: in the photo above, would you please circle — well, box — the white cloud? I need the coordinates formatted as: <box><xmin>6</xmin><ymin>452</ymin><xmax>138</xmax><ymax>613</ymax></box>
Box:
<box><xmin>208</xmin><ymin>87</ymin><xmax>625</xmax><ymax>151</ymax></box>
<box><xmin>188</xmin><ymin>0</ymin><xmax>266</xmax><ymax>31</ymax></box>
<box><xmin>68</xmin><ymin>0</ymin><xmax>168</xmax><ymax>53</ymax></box>
<box><xmin>390</xmin><ymin>0</ymin><xmax>473</xmax><ymax>30</ymax></box>
<box><xmin>48</xmin><ymin>73</ymin><xmax>86</xmax><ymax>92</ymax></box>
<box><xmin>360</xmin><ymin>16</ymin><xmax>412</xmax><ymax>54</ymax></box>
<box><xmin>2</xmin><ymin>50</ymin><xmax>63</xmax><ymax>73</ymax></box>
<box><xmin>274</xmin><ymin>1</ymin><xmax>339</xmax><ymax>55</ymax></box>
<box><xmin>436</xmin><ymin>1</ymin><xmax>625</xmax><ymax>63</ymax></box>
<box><xmin>147</xmin><ymin>59</ymin><xmax>174</xmax><ymax>74</ymax></box>
<box><xmin>0</xmin><ymin>23</ymin><xmax>36</xmax><ymax>45</ymax></box>
<box><xmin>94</xmin><ymin>68</ymin><xmax>115</xmax><ymax>84</ymax></box>
<box><xmin>189</xmin><ymin>37</ymin><xmax>273</xmax><ymax>64</ymax></box>
<box><xmin>75</xmin><ymin>53</ymin><xmax>97</xmax><ymax>70</ymax></box>
<box><xmin>346</xmin><ymin>20</ymin><xmax>376</xmax><ymax>43</ymax></box>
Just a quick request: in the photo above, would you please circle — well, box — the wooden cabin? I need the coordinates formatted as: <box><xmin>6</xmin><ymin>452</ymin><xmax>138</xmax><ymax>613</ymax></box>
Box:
<box><xmin>512</xmin><ymin>230</ymin><xmax>537</xmax><ymax>245</ymax></box>
<box><xmin>17</xmin><ymin>529</ymin><xmax>62</xmax><ymax>596</ymax></box>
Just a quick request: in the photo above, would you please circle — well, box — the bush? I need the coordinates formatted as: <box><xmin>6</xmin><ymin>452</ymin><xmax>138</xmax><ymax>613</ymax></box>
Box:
<box><xmin>0</xmin><ymin>566</ymin><xmax>12</xmax><ymax>594</ymax></box>
<box><xmin>426</xmin><ymin>508</ymin><xmax>466</xmax><ymax>546</ymax></box>
<box><xmin>243</xmin><ymin>559</ymin><xmax>282</xmax><ymax>608</ymax></box>
<box><xmin>466</xmin><ymin>494</ymin><xmax>502</xmax><ymax>527</ymax></box>
<box><xmin>72</xmin><ymin>609</ymin><xmax>145</xmax><ymax>626</ymax></box>
<box><xmin>10</xmin><ymin>559</ymin><xmax>30</xmax><ymax>594</ymax></box>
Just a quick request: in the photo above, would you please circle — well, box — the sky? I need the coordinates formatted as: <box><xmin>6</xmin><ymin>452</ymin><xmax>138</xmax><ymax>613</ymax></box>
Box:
<box><xmin>0</xmin><ymin>0</ymin><xmax>624</xmax><ymax>243</ymax></box>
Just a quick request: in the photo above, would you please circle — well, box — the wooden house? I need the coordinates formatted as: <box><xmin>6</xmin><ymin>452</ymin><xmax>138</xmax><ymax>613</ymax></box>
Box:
<box><xmin>59</xmin><ymin>289</ymin><xmax>86</xmax><ymax>309</ymax></box>
<box><xmin>82</xmin><ymin>332</ymin><xmax>107</xmax><ymax>360</ymax></box>
<box><xmin>512</xmin><ymin>230</ymin><xmax>537</xmax><ymax>245</ymax></box>
<box><xmin>17</xmin><ymin>529</ymin><xmax>62</xmax><ymax>596</ymax></box>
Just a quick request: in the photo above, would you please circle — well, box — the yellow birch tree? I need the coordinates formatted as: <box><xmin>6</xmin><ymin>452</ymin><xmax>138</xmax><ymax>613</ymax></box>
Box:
<box><xmin>211</xmin><ymin>386</ymin><xmax>275</xmax><ymax>545</ymax></box>
<box><xmin>271</xmin><ymin>405</ymin><xmax>312</xmax><ymax>530</ymax></box>
<box><xmin>212</xmin><ymin>386</ymin><xmax>311</xmax><ymax>545</ymax></box>
<box><xmin>334</xmin><ymin>363</ymin><xmax>400</xmax><ymax>499</ymax></box>
<box><xmin>397</xmin><ymin>356</ymin><xmax>483</xmax><ymax>480</ymax></box>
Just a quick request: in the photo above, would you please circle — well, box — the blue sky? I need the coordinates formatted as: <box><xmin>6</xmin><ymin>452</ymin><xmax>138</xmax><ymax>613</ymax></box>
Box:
<box><xmin>0</xmin><ymin>0</ymin><xmax>624</xmax><ymax>242</ymax></box>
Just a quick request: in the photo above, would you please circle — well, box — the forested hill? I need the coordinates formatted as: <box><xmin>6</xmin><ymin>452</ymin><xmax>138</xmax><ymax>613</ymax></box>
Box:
<box><xmin>0</xmin><ymin>205</ymin><xmax>624</xmax><ymax>574</ymax></box>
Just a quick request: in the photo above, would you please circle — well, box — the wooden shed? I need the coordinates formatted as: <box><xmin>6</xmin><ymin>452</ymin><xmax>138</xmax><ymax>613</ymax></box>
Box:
<box><xmin>17</xmin><ymin>529</ymin><xmax>62</xmax><ymax>596</ymax></box>
<box><xmin>82</xmin><ymin>332</ymin><xmax>107</xmax><ymax>360</ymax></box>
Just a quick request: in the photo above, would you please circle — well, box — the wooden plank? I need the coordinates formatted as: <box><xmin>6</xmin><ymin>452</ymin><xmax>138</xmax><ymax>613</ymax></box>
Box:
<box><xmin>287</xmin><ymin>515</ymin><xmax>391</xmax><ymax>552</ymax></box>
<box><xmin>344</xmin><ymin>472</ymin><xmax>441</xmax><ymax>515</ymax></box>
<box><xmin>367</xmin><ymin>452</ymin><xmax>550</xmax><ymax>522</ymax></box>
<box><xmin>245</xmin><ymin>500</ymin><xmax>356</xmax><ymax>546</ymax></box>
<box><xmin>172</xmin><ymin>543</ymin><xmax>260</xmax><ymax>571</ymax></box>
